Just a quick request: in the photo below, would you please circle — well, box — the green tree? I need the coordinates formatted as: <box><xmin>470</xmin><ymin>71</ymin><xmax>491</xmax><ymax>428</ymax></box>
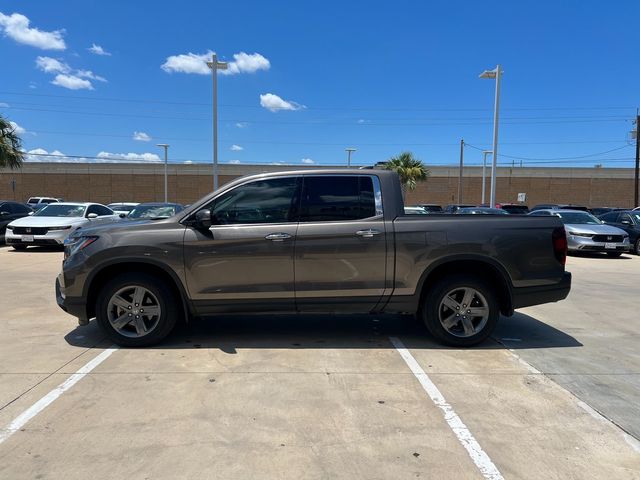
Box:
<box><xmin>0</xmin><ymin>115</ymin><xmax>25</xmax><ymax>169</ymax></box>
<box><xmin>383</xmin><ymin>151</ymin><xmax>429</xmax><ymax>198</ymax></box>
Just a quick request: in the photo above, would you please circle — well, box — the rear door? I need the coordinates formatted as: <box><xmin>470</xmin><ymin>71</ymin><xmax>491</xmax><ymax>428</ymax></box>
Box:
<box><xmin>294</xmin><ymin>175</ymin><xmax>387</xmax><ymax>312</ymax></box>
<box><xmin>183</xmin><ymin>176</ymin><xmax>301</xmax><ymax>314</ymax></box>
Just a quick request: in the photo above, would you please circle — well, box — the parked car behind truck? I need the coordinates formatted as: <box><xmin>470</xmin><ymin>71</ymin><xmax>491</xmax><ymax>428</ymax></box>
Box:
<box><xmin>57</xmin><ymin>170</ymin><xmax>571</xmax><ymax>348</ymax></box>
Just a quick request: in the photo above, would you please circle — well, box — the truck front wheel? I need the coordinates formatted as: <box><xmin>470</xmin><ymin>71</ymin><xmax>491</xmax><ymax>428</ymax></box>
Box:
<box><xmin>422</xmin><ymin>274</ymin><xmax>499</xmax><ymax>347</ymax></box>
<box><xmin>96</xmin><ymin>273</ymin><xmax>179</xmax><ymax>347</ymax></box>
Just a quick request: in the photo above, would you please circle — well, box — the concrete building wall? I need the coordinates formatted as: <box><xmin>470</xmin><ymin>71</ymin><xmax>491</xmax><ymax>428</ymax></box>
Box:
<box><xmin>0</xmin><ymin>162</ymin><xmax>637</xmax><ymax>208</ymax></box>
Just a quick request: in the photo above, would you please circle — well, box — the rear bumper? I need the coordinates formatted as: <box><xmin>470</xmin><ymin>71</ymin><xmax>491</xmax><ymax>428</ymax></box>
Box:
<box><xmin>511</xmin><ymin>272</ymin><xmax>572</xmax><ymax>310</ymax></box>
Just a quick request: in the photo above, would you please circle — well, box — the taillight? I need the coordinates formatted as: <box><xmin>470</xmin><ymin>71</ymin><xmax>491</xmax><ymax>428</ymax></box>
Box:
<box><xmin>552</xmin><ymin>227</ymin><xmax>567</xmax><ymax>265</ymax></box>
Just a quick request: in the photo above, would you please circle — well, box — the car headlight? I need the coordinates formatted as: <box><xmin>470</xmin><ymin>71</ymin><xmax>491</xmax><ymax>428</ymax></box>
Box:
<box><xmin>570</xmin><ymin>232</ymin><xmax>593</xmax><ymax>237</ymax></box>
<box><xmin>48</xmin><ymin>226</ymin><xmax>72</xmax><ymax>231</ymax></box>
<box><xmin>64</xmin><ymin>235</ymin><xmax>98</xmax><ymax>260</ymax></box>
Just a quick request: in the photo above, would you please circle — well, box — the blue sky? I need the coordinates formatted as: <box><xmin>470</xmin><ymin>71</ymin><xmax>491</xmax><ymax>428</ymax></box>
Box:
<box><xmin>1</xmin><ymin>0</ymin><xmax>639</xmax><ymax>168</ymax></box>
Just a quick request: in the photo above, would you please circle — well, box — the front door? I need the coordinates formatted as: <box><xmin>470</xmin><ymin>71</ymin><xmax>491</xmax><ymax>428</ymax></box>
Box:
<box><xmin>183</xmin><ymin>176</ymin><xmax>301</xmax><ymax>315</ymax></box>
<box><xmin>294</xmin><ymin>175</ymin><xmax>388</xmax><ymax>312</ymax></box>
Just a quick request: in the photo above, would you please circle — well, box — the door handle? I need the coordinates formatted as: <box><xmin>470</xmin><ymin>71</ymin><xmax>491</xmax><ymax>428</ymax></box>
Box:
<box><xmin>265</xmin><ymin>232</ymin><xmax>292</xmax><ymax>242</ymax></box>
<box><xmin>355</xmin><ymin>229</ymin><xmax>381</xmax><ymax>238</ymax></box>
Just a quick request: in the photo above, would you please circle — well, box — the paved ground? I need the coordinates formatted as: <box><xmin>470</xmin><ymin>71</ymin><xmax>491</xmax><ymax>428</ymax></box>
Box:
<box><xmin>0</xmin><ymin>245</ymin><xmax>639</xmax><ymax>479</ymax></box>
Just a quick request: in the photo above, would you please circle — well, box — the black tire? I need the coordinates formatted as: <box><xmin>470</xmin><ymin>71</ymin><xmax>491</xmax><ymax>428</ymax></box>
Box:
<box><xmin>635</xmin><ymin>239</ymin><xmax>640</xmax><ymax>256</ymax></box>
<box><xmin>12</xmin><ymin>244</ymin><xmax>27</xmax><ymax>251</ymax></box>
<box><xmin>96</xmin><ymin>272</ymin><xmax>179</xmax><ymax>347</ymax></box>
<box><xmin>606</xmin><ymin>252</ymin><xmax>622</xmax><ymax>258</ymax></box>
<box><xmin>421</xmin><ymin>274</ymin><xmax>499</xmax><ymax>347</ymax></box>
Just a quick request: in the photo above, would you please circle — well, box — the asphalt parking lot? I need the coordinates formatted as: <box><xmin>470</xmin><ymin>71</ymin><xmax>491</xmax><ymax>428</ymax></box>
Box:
<box><xmin>0</xmin><ymin>246</ymin><xmax>639</xmax><ymax>479</ymax></box>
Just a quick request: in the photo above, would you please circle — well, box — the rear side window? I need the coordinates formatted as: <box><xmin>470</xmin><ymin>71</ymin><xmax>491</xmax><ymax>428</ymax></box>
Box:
<box><xmin>1</xmin><ymin>203</ymin><xmax>14</xmax><ymax>214</ymax></box>
<box><xmin>600</xmin><ymin>212</ymin><xmax>619</xmax><ymax>222</ymax></box>
<box><xmin>13</xmin><ymin>203</ymin><xmax>31</xmax><ymax>213</ymax></box>
<box><xmin>300</xmin><ymin>176</ymin><xmax>377</xmax><ymax>222</ymax></box>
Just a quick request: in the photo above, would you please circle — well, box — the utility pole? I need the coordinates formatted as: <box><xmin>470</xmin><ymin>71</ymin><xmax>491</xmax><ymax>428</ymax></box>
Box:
<box><xmin>157</xmin><ymin>144</ymin><xmax>169</xmax><ymax>203</ymax></box>
<box><xmin>458</xmin><ymin>139</ymin><xmax>464</xmax><ymax>204</ymax></box>
<box><xmin>206</xmin><ymin>53</ymin><xmax>228</xmax><ymax>192</ymax></box>
<box><xmin>635</xmin><ymin>110</ymin><xmax>639</xmax><ymax>207</ymax></box>
<box><xmin>346</xmin><ymin>148</ymin><xmax>356</xmax><ymax>167</ymax></box>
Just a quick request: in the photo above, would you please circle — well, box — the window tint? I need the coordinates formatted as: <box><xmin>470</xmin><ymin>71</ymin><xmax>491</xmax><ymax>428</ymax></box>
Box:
<box><xmin>86</xmin><ymin>205</ymin><xmax>112</xmax><ymax>216</ymax></box>
<box><xmin>600</xmin><ymin>212</ymin><xmax>619</xmax><ymax>222</ymax></box>
<box><xmin>211</xmin><ymin>177</ymin><xmax>298</xmax><ymax>225</ymax></box>
<box><xmin>42</xmin><ymin>199</ymin><xmax>57</xmax><ymax>204</ymax></box>
<box><xmin>13</xmin><ymin>203</ymin><xmax>31</xmax><ymax>213</ymax></box>
<box><xmin>620</xmin><ymin>213</ymin><xmax>632</xmax><ymax>224</ymax></box>
<box><xmin>0</xmin><ymin>203</ymin><xmax>14</xmax><ymax>214</ymax></box>
<box><xmin>300</xmin><ymin>176</ymin><xmax>377</xmax><ymax>222</ymax></box>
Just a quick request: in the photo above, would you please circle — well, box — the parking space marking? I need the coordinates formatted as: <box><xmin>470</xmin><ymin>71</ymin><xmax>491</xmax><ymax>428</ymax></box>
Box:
<box><xmin>389</xmin><ymin>337</ymin><xmax>504</xmax><ymax>480</ymax></box>
<box><xmin>0</xmin><ymin>346</ymin><xmax>118</xmax><ymax>445</ymax></box>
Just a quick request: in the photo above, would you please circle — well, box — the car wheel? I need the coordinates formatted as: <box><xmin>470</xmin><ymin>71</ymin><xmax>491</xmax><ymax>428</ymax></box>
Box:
<box><xmin>606</xmin><ymin>252</ymin><xmax>623</xmax><ymax>258</ymax></box>
<box><xmin>422</xmin><ymin>274</ymin><xmax>499</xmax><ymax>347</ymax></box>
<box><xmin>12</xmin><ymin>244</ymin><xmax>27</xmax><ymax>251</ymax></box>
<box><xmin>96</xmin><ymin>273</ymin><xmax>179</xmax><ymax>347</ymax></box>
<box><xmin>635</xmin><ymin>239</ymin><xmax>640</xmax><ymax>256</ymax></box>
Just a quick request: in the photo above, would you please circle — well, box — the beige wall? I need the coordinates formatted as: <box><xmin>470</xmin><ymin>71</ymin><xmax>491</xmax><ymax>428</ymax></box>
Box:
<box><xmin>0</xmin><ymin>162</ymin><xmax>637</xmax><ymax>208</ymax></box>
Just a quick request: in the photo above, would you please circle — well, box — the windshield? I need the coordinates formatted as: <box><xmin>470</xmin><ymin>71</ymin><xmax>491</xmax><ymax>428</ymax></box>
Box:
<box><xmin>108</xmin><ymin>204</ymin><xmax>137</xmax><ymax>213</ymax></box>
<box><xmin>128</xmin><ymin>205</ymin><xmax>176</xmax><ymax>219</ymax></box>
<box><xmin>35</xmin><ymin>204</ymin><xmax>85</xmax><ymax>217</ymax></box>
<box><xmin>556</xmin><ymin>211</ymin><xmax>601</xmax><ymax>224</ymax></box>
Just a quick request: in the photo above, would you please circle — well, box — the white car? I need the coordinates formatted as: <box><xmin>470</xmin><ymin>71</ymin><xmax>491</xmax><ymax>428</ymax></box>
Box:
<box><xmin>26</xmin><ymin>196</ymin><xmax>61</xmax><ymax>211</ymax></box>
<box><xmin>5</xmin><ymin>202</ymin><xmax>119</xmax><ymax>250</ymax></box>
<box><xmin>107</xmin><ymin>202</ymin><xmax>139</xmax><ymax>216</ymax></box>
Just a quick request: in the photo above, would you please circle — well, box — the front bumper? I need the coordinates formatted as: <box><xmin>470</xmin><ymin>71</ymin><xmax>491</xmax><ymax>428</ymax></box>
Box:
<box><xmin>512</xmin><ymin>271</ymin><xmax>572</xmax><ymax>310</ymax></box>
<box><xmin>567</xmin><ymin>235</ymin><xmax>629</xmax><ymax>252</ymax></box>
<box><xmin>6</xmin><ymin>229</ymin><xmax>72</xmax><ymax>247</ymax></box>
<box><xmin>56</xmin><ymin>274</ymin><xmax>89</xmax><ymax>325</ymax></box>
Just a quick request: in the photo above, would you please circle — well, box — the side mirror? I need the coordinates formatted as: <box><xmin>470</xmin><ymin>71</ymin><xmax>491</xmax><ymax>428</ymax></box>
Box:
<box><xmin>119</xmin><ymin>213</ymin><xmax>126</xmax><ymax>218</ymax></box>
<box><xmin>87</xmin><ymin>213</ymin><xmax>98</xmax><ymax>219</ymax></box>
<box><xmin>195</xmin><ymin>209</ymin><xmax>212</xmax><ymax>229</ymax></box>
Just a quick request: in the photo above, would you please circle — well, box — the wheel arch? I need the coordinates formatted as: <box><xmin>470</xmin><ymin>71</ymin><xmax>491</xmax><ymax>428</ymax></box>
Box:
<box><xmin>84</xmin><ymin>260</ymin><xmax>192</xmax><ymax>322</ymax></box>
<box><xmin>416</xmin><ymin>256</ymin><xmax>514</xmax><ymax>316</ymax></box>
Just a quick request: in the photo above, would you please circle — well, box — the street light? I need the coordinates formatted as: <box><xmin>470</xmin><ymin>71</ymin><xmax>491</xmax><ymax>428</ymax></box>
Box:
<box><xmin>479</xmin><ymin>65</ymin><xmax>502</xmax><ymax>208</ymax></box>
<box><xmin>481</xmin><ymin>150</ymin><xmax>493</xmax><ymax>205</ymax></box>
<box><xmin>156</xmin><ymin>143</ymin><xmax>169</xmax><ymax>203</ymax></box>
<box><xmin>206</xmin><ymin>53</ymin><xmax>228</xmax><ymax>191</ymax></box>
<box><xmin>345</xmin><ymin>148</ymin><xmax>356</xmax><ymax>167</ymax></box>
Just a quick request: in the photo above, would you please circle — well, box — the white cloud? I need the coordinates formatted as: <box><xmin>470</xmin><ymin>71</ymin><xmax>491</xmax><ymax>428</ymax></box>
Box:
<box><xmin>36</xmin><ymin>56</ymin><xmax>69</xmax><ymax>73</ymax></box>
<box><xmin>76</xmin><ymin>69</ymin><xmax>107</xmax><ymax>82</ymax></box>
<box><xmin>97</xmin><ymin>151</ymin><xmax>161</xmax><ymax>162</ymax></box>
<box><xmin>259</xmin><ymin>93</ymin><xmax>305</xmax><ymax>112</ymax></box>
<box><xmin>230</xmin><ymin>144</ymin><xmax>243</xmax><ymax>151</ymax></box>
<box><xmin>0</xmin><ymin>102</ymin><xmax>9</xmax><ymax>107</ymax></box>
<box><xmin>28</xmin><ymin>82</ymin><xmax>37</xmax><ymax>89</ymax></box>
<box><xmin>301</xmin><ymin>158</ymin><xmax>315</xmax><ymax>164</ymax></box>
<box><xmin>161</xmin><ymin>50</ymin><xmax>270</xmax><ymax>76</ymax></box>
<box><xmin>161</xmin><ymin>51</ymin><xmax>212</xmax><ymax>74</ymax></box>
<box><xmin>51</xmin><ymin>74</ymin><xmax>93</xmax><ymax>90</ymax></box>
<box><xmin>133</xmin><ymin>131</ymin><xmax>151</xmax><ymax>142</ymax></box>
<box><xmin>37</xmin><ymin>56</ymin><xmax>106</xmax><ymax>89</ymax></box>
<box><xmin>228</xmin><ymin>159</ymin><xmax>241</xmax><ymax>164</ymax></box>
<box><xmin>0</xmin><ymin>12</ymin><xmax>66</xmax><ymax>50</ymax></box>
<box><xmin>88</xmin><ymin>43</ymin><xmax>111</xmax><ymax>56</ymax></box>
<box><xmin>221</xmin><ymin>52</ymin><xmax>270</xmax><ymax>76</ymax></box>
<box><xmin>25</xmin><ymin>148</ymin><xmax>82</xmax><ymax>162</ymax></box>
<box><xmin>9</xmin><ymin>121</ymin><xmax>26</xmax><ymax>135</ymax></box>
<box><xmin>235</xmin><ymin>122</ymin><xmax>248</xmax><ymax>129</ymax></box>
<box><xmin>357</xmin><ymin>119</ymin><xmax>370</xmax><ymax>124</ymax></box>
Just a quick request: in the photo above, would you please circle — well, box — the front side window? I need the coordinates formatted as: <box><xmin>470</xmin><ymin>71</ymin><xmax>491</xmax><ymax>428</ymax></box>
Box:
<box><xmin>600</xmin><ymin>212</ymin><xmax>619</xmax><ymax>222</ymax></box>
<box><xmin>300</xmin><ymin>176</ymin><xmax>378</xmax><ymax>222</ymax></box>
<box><xmin>211</xmin><ymin>177</ymin><xmax>299</xmax><ymax>225</ymax></box>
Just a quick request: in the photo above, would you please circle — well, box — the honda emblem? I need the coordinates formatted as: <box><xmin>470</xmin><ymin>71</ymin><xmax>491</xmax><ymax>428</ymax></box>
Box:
<box><xmin>607</xmin><ymin>236</ymin><xmax>612</xmax><ymax>241</ymax></box>
<box><xmin>26</xmin><ymin>228</ymin><xmax>31</xmax><ymax>233</ymax></box>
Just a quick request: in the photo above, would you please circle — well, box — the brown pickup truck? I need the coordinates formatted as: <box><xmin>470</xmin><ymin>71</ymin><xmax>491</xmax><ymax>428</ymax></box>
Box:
<box><xmin>57</xmin><ymin>169</ymin><xmax>571</xmax><ymax>347</ymax></box>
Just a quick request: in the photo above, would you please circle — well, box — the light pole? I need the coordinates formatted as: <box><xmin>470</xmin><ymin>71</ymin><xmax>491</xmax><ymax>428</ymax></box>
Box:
<box><xmin>479</xmin><ymin>65</ymin><xmax>502</xmax><ymax>208</ymax></box>
<box><xmin>206</xmin><ymin>53</ymin><xmax>228</xmax><ymax>191</ymax></box>
<box><xmin>157</xmin><ymin>143</ymin><xmax>169</xmax><ymax>203</ymax></box>
<box><xmin>345</xmin><ymin>148</ymin><xmax>356</xmax><ymax>167</ymax></box>
<box><xmin>481</xmin><ymin>150</ymin><xmax>492</xmax><ymax>205</ymax></box>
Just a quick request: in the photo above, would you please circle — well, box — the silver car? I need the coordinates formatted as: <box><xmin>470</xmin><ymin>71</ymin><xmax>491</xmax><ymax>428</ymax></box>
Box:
<box><xmin>529</xmin><ymin>209</ymin><xmax>629</xmax><ymax>257</ymax></box>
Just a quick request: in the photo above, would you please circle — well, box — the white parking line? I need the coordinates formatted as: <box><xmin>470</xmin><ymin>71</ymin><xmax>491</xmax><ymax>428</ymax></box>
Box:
<box><xmin>0</xmin><ymin>346</ymin><xmax>118</xmax><ymax>445</ymax></box>
<box><xmin>389</xmin><ymin>337</ymin><xmax>504</xmax><ymax>480</ymax></box>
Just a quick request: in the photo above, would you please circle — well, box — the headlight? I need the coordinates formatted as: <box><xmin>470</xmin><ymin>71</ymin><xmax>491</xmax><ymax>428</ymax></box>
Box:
<box><xmin>48</xmin><ymin>226</ymin><xmax>72</xmax><ymax>231</ymax></box>
<box><xmin>570</xmin><ymin>232</ymin><xmax>593</xmax><ymax>237</ymax></box>
<box><xmin>64</xmin><ymin>235</ymin><xmax>98</xmax><ymax>260</ymax></box>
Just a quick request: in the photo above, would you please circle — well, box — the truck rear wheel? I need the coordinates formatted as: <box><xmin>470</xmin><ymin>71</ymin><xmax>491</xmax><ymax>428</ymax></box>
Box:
<box><xmin>422</xmin><ymin>274</ymin><xmax>499</xmax><ymax>347</ymax></box>
<box><xmin>96</xmin><ymin>273</ymin><xmax>179</xmax><ymax>347</ymax></box>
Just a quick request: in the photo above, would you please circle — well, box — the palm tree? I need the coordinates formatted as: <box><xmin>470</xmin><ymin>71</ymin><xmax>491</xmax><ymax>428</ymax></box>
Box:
<box><xmin>0</xmin><ymin>115</ymin><xmax>25</xmax><ymax>169</ymax></box>
<box><xmin>383</xmin><ymin>151</ymin><xmax>429</xmax><ymax>198</ymax></box>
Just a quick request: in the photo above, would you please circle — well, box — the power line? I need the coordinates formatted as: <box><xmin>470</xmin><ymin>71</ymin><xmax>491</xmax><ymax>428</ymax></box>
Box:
<box><xmin>465</xmin><ymin>143</ymin><xmax>632</xmax><ymax>161</ymax></box>
<box><xmin>0</xmin><ymin>90</ymin><xmax>636</xmax><ymax>112</ymax></box>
